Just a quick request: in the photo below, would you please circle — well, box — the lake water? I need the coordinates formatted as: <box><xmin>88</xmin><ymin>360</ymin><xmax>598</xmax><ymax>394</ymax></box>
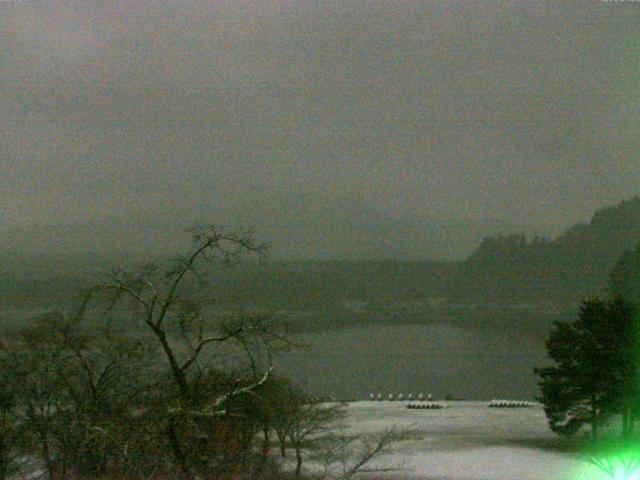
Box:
<box><xmin>275</xmin><ymin>324</ymin><xmax>548</xmax><ymax>401</ymax></box>
<box><xmin>1</xmin><ymin>305</ymin><xmax>549</xmax><ymax>401</ymax></box>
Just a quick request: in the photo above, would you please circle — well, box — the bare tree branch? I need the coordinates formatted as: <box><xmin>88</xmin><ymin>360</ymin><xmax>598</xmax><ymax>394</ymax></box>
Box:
<box><xmin>179</xmin><ymin>326</ymin><xmax>246</xmax><ymax>372</ymax></box>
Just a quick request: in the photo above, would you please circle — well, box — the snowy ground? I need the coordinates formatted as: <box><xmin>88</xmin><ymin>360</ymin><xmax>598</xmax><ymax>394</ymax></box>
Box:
<box><xmin>302</xmin><ymin>401</ymin><xmax>601</xmax><ymax>480</ymax></box>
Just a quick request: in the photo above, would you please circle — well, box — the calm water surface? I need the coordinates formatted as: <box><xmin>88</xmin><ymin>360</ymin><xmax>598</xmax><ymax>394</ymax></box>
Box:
<box><xmin>275</xmin><ymin>324</ymin><xmax>547</xmax><ymax>401</ymax></box>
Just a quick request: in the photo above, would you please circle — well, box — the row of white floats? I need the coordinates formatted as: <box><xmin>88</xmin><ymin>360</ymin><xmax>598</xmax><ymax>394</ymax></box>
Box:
<box><xmin>407</xmin><ymin>400</ymin><xmax>534</xmax><ymax>410</ymax></box>
<box><xmin>407</xmin><ymin>402</ymin><xmax>447</xmax><ymax>409</ymax></box>
<box><xmin>488</xmin><ymin>400</ymin><xmax>534</xmax><ymax>408</ymax></box>
<box><xmin>367</xmin><ymin>394</ymin><xmax>534</xmax><ymax>409</ymax></box>
<box><xmin>369</xmin><ymin>393</ymin><xmax>434</xmax><ymax>401</ymax></box>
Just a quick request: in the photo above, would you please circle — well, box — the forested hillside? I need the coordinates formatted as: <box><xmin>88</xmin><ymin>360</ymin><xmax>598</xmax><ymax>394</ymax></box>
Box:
<box><xmin>450</xmin><ymin>196</ymin><xmax>640</xmax><ymax>305</ymax></box>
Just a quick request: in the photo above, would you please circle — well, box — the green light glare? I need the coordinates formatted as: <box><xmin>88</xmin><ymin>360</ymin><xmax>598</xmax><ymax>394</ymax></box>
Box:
<box><xmin>573</xmin><ymin>463</ymin><xmax>640</xmax><ymax>480</ymax></box>
<box><xmin>574</xmin><ymin>438</ymin><xmax>640</xmax><ymax>480</ymax></box>
<box><xmin>572</xmin><ymin>459</ymin><xmax>607</xmax><ymax>480</ymax></box>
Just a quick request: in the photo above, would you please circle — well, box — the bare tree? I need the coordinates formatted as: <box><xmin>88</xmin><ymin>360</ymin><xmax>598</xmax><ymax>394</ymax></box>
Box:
<box><xmin>99</xmin><ymin>225</ymin><xmax>291</xmax><ymax>479</ymax></box>
<box><xmin>277</xmin><ymin>393</ymin><xmax>418</xmax><ymax>480</ymax></box>
<box><xmin>1</xmin><ymin>223</ymin><xmax>414</xmax><ymax>480</ymax></box>
<box><xmin>0</xmin><ymin>298</ymin><xmax>155</xmax><ymax>480</ymax></box>
<box><xmin>311</xmin><ymin>427</ymin><xmax>419</xmax><ymax>480</ymax></box>
<box><xmin>287</xmin><ymin>402</ymin><xmax>345</xmax><ymax>480</ymax></box>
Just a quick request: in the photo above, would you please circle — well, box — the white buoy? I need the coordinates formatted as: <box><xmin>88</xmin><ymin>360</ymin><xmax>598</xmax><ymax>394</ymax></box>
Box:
<box><xmin>427</xmin><ymin>394</ymin><xmax>433</xmax><ymax>401</ymax></box>
<box><xmin>398</xmin><ymin>393</ymin><xmax>404</xmax><ymax>401</ymax></box>
<box><xmin>418</xmin><ymin>393</ymin><xmax>424</xmax><ymax>400</ymax></box>
<box><xmin>388</xmin><ymin>393</ymin><xmax>394</xmax><ymax>401</ymax></box>
<box><xmin>408</xmin><ymin>393</ymin><xmax>414</xmax><ymax>400</ymax></box>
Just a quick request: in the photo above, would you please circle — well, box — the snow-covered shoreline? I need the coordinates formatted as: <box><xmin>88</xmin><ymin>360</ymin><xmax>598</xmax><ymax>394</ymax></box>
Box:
<box><xmin>297</xmin><ymin>401</ymin><xmax>598</xmax><ymax>480</ymax></box>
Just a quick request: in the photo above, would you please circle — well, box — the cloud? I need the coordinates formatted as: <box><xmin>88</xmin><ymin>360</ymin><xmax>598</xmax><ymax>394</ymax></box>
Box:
<box><xmin>1</xmin><ymin>0</ymin><xmax>639</xmax><ymax>240</ymax></box>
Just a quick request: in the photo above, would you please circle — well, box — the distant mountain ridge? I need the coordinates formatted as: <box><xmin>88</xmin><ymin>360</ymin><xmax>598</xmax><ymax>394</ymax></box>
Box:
<box><xmin>3</xmin><ymin>194</ymin><xmax>639</xmax><ymax>304</ymax></box>
<box><xmin>450</xmin><ymin>196</ymin><xmax>640</xmax><ymax>305</ymax></box>
<box><xmin>1</xmin><ymin>192</ymin><xmax>520</xmax><ymax>261</ymax></box>
<box><xmin>2</xmin><ymin>195</ymin><xmax>640</xmax><ymax>329</ymax></box>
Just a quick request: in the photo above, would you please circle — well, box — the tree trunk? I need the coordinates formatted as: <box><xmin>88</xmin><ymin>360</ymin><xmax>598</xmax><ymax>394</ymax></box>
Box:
<box><xmin>40</xmin><ymin>430</ymin><xmax>55</xmax><ymax>480</ymax></box>
<box><xmin>277</xmin><ymin>431</ymin><xmax>286</xmax><ymax>458</ymax></box>
<box><xmin>166</xmin><ymin>419</ymin><xmax>193</xmax><ymax>480</ymax></box>
<box><xmin>294</xmin><ymin>448</ymin><xmax>303</xmax><ymax>480</ymax></box>
<box><xmin>261</xmin><ymin>427</ymin><xmax>271</xmax><ymax>460</ymax></box>
<box><xmin>152</xmin><ymin>327</ymin><xmax>190</xmax><ymax>399</ymax></box>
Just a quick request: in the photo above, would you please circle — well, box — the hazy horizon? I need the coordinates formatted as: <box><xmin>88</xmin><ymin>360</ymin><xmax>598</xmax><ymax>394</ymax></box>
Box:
<box><xmin>3</xmin><ymin>1</ymin><xmax>640</xmax><ymax>259</ymax></box>
<box><xmin>2</xmin><ymin>193</ymin><xmax>638</xmax><ymax>262</ymax></box>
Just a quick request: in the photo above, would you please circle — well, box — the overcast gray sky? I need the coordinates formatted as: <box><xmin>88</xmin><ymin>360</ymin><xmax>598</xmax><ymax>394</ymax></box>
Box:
<box><xmin>2</xmin><ymin>0</ymin><xmax>640</xmax><ymax>239</ymax></box>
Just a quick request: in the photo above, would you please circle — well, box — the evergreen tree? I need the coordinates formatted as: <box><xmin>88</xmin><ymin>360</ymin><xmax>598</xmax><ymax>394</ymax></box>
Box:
<box><xmin>535</xmin><ymin>298</ymin><xmax>640</xmax><ymax>437</ymax></box>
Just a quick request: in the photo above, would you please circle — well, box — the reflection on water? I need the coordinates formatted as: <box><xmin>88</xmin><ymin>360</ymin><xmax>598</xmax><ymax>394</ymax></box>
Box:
<box><xmin>275</xmin><ymin>324</ymin><xmax>547</xmax><ymax>401</ymax></box>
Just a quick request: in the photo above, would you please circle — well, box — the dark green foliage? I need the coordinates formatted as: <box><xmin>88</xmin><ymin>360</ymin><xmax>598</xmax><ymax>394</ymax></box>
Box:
<box><xmin>535</xmin><ymin>297</ymin><xmax>640</xmax><ymax>437</ymax></box>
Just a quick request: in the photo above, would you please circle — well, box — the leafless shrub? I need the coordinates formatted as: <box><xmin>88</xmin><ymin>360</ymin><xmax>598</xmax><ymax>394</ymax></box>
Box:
<box><xmin>309</xmin><ymin>426</ymin><xmax>419</xmax><ymax>480</ymax></box>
